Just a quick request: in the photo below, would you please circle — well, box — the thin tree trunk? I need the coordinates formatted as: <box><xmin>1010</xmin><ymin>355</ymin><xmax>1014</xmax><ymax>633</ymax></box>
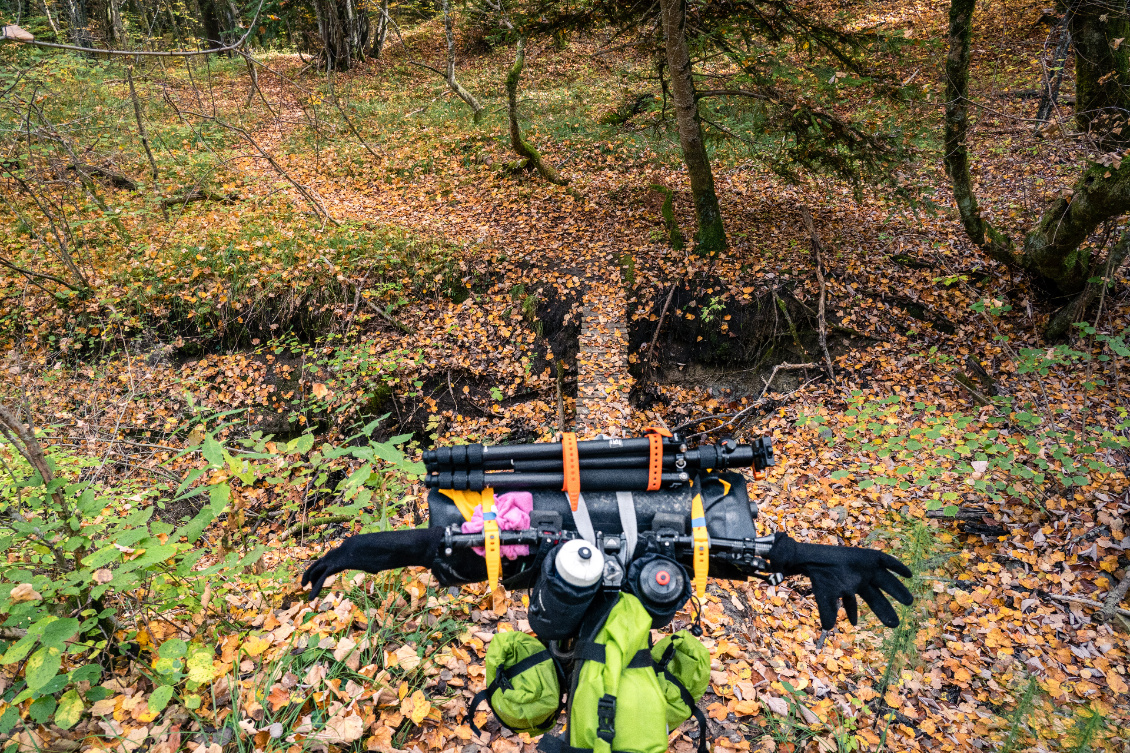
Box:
<box><xmin>39</xmin><ymin>0</ymin><xmax>61</xmax><ymax>39</ymax></box>
<box><xmin>506</xmin><ymin>38</ymin><xmax>567</xmax><ymax>185</ymax></box>
<box><xmin>126</xmin><ymin>66</ymin><xmax>159</xmax><ymax>180</ymax></box>
<box><xmin>1035</xmin><ymin>11</ymin><xmax>1072</xmax><ymax>123</ymax></box>
<box><xmin>442</xmin><ymin>0</ymin><xmax>483</xmax><ymax>122</ymax></box>
<box><xmin>659</xmin><ymin>0</ymin><xmax>725</xmax><ymax>253</ymax></box>
<box><xmin>371</xmin><ymin>0</ymin><xmax>388</xmax><ymax>58</ymax></box>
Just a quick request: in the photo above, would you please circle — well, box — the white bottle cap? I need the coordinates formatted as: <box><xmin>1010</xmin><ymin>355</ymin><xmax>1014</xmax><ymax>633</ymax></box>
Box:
<box><xmin>555</xmin><ymin>538</ymin><xmax>605</xmax><ymax>588</ymax></box>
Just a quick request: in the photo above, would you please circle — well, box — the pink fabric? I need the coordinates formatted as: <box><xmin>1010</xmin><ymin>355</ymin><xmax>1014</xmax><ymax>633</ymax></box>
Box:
<box><xmin>461</xmin><ymin>491</ymin><xmax>533</xmax><ymax>559</ymax></box>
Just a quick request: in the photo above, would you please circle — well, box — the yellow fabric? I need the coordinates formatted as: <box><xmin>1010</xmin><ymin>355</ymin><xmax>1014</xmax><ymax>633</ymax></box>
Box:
<box><xmin>438</xmin><ymin>488</ymin><xmax>501</xmax><ymax>591</ymax></box>
<box><xmin>437</xmin><ymin>489</ymin><xmax>480</xmax><ymax>522</ymax></box>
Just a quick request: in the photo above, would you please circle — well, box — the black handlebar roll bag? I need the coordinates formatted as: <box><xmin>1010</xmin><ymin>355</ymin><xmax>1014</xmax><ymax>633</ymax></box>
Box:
<box><xmin>426</xmin><ymin>471</ymin><xmax>759</xmax><ymax>587</ymax></box>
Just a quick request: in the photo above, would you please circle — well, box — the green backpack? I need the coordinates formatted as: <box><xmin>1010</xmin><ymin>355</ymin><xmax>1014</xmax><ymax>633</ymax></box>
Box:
<box><xmin>470</xmin><ymin>593</ymin><xmax>710</xmax><ymax>753</ymax></box>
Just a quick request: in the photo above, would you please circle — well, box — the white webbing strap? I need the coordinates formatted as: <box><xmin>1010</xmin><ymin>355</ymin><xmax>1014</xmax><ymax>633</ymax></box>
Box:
<box><xmin>573</xmin><ymin>493</ymin><xmax>597</xmax><ymax>545</ymax></box>
<box><xmin>615</xmin><ymin>491</ymin><xmax>638</xmax><ymax>565</ymax></box>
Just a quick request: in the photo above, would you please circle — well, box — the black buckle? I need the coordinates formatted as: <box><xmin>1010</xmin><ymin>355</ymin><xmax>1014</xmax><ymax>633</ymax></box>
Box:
<box><xmin>496</xmin><ymin>668</ymin><xmax>513</xmax><ymax>691</ymax></box>
<box><xmin>596</xmin><ymin>694</ymin><xmax>616</xmax><ymax>743</ymax></box>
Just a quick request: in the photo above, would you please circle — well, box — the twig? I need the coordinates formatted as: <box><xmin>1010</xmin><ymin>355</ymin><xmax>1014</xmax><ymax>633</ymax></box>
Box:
<box><xmin>320</xmin><ymin>258</ymin><xmax>413</xmax><ymax>333</ymax></box>
<box><xmin>799</xmin><ymin>206</ymin><xmax>835</xmax><ymax>384</ymax></box>
<box><xmin>759</xmin><ymin>362</ymin><xmax>818</xmax><ymax>400</ymax></box>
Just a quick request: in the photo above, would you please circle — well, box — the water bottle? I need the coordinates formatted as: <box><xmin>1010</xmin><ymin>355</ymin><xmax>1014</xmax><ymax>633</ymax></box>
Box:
<box><xmin>528</xmin><ymin>540</ymin><xmax>604</xmax><ymax>640</ymax></box>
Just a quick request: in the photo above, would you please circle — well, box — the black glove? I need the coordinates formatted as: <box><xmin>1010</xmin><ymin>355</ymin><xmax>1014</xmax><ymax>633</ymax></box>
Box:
<box><xmin>301</xmin><ymin>527</ymin><xmax>445</xmax><ymax>599</ymax></box>
<box><xmin>765</xmin><ymin>534</ymin><xmax>914</xmax><ymax>631</ymax></box>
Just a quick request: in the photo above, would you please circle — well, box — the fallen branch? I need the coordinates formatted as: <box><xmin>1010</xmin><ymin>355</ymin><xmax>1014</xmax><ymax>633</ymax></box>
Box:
<box><xmin>644</xmin><ymin>284</ymin><xmax>677</xmax><ymax>370</ymax></box>
<box><xmin>1044</xmin><ymin>592</ymin><xmax>1130</xmax><ymax>621</ymax></box>
<box><xmin>67</xmin><ymin>163</ymin><xmax>138</xmax><ymax>191</ymax></box>
<box><xmin>161</xmin><ymin>185</ymin><xmax>239</xmax><ymax>207</ymax></box>
<box><xmin>799</xmin><ymin>206</ymin><xmax>835</xmax><ymax>385</ymax></box>
<box><xmin>279</xmin><ymin>514</ymin><xmax>354</xmax><ymax>542</ymax></box>
<box><xmin>952</xmin><ymin>370</ymin><xmax>994</xmax><ymax>407</ymax></box>
<box><xmin>759</xmin><ymin>362</ymin><xmax>818</xmax><ymax>400</ymax></box>
<box><xmin>0</xmin><ymin>0</ymin><xmax>264</xmax><ymax>57</ymax></box>
<box><xmin>1098</xmin><ymin>568</ymin><xmax>1130</xmax><ymax>624</ymax></box>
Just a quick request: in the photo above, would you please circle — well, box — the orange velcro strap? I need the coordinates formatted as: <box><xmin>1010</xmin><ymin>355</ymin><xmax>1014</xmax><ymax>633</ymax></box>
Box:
<box><xmin>561</xmin><ymin>432</ymin><xmax>580</xmax><ymax>512</ymax></box>
<box><xmin>646</xmin><ymin>432</ymin><xmax>663</xmax><ymax>491</ymax></box>
<box><xmin>644</xmin><ymin>426</ymin><xmax>671</xmax><ymax>492</ymax></box>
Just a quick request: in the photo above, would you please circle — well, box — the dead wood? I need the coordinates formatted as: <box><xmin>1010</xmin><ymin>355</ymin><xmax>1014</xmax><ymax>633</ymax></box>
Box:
<box><xmin>799</xmin><ymin>206</ymin><xmax>835</xmax><ymax>384</ymax></box>
<box><xmin>67</xmin><ymin>163</ymin><xmax>138</xmax><ymax>190</ymax></box>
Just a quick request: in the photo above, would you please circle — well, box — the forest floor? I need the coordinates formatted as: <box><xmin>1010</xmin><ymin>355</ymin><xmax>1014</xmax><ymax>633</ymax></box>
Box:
<box><xmin>1</xmin><ymin>0</ymin><xmax>1129</xmax><ymax>751</ymax></box>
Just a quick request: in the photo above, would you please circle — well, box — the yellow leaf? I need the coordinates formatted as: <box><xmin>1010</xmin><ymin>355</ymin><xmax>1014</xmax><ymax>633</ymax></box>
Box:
<box><xmin>404</xmin><ymin>690</ymin><xmax>430</xmax><ymax>725</ymax></box>
<box><xmin>243</xmin><ymin>636</ymin><xmax>270</xmax><ymax>657</ymax></box>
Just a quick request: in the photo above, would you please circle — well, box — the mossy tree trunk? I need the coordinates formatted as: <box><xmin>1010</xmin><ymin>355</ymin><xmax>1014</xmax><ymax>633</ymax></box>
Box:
<box><xmin>660</xmin><ymin>0</ymin><xmax>725</xmax><ymax>254</ymax></box>
<box><xmin>945</xmin><ymin>0</ymin><xmax>1130</xmax><ymax>334</ymax></box>
<box><xmin>1068</xmin><ymin>0</ymin><xmax>1130</xmax><ymax>139</ymax></box>
<box><xmin>506</xmin><ymin>38</ymin><xmax>568</xmax><ymax>185</ymax></box>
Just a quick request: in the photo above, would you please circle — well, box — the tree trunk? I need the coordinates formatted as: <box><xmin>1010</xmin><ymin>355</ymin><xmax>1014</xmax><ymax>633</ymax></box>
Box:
<box><xmin>1036</xmin><ymin>10</ymin><xmax>1071</xmax><ymax>123</ymax></box>
<box><xmin>660</xmin><ymin>0</ymin><xmax>725</xmax><ymax>254</ymax></box>
<box><xmin>197</xmin><ymin>0</ymin><xmax>226</xmax><ymax>51</ymax></box>
<box><xmin>944</xmin><ymin>0</ymin><xmax>1017</xmax><ymax>267</ymax></box>
<box><xmin>506</xmin><ymin>38</ymin><xmax>568</xmax><ymax>185</ymax></box>
<box><xmin>371</xmin><ymin>0</ymin><xmax>388</xmax><ymax>58</ymax></box>
<box><xmin>442</xmin><ymin>0</ymin><xmax>483</xmax><ymax>122</ymax></box>
<box><xmin>1069</xmin><ymin>0</ymin><xmax>1130</xmax><ymax>141</ymax></box>
<box><xmin>313</xmin><ymin>0</ymin><xmax>370</xmax><ymax>71</ymax></box>
<box><xmin>945</xmin><ymin>0</ymin><xmax>1130</xmax><ymax>305</ymax></box>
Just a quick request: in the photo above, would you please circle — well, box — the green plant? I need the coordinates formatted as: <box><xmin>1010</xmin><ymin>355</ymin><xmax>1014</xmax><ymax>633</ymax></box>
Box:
<box><xmin>1000</xmin><ymin>675</ymin><xmax>1041</xmax><ymax>753</ymax></box>
<box><xmin>700</xmin><ymin>295</ymin><xmax>725</xmax><ymax>325</ymax></box>
<box><xmin>1065</xmin><ymin>703</ymin><xmax>1107</xmax><ymax>753</ymax></box>
<box><xmin>0</xmin><ymin>430</ymin><xmax>260</xmax><ymax>734</ymax></box>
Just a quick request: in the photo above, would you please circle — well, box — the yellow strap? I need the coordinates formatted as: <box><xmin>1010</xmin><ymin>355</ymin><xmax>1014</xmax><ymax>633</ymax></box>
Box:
<box><xmin>481</xmin><ymin>488</ymin><xmax>501</xmax><ymax>592</ymax></box>
<box><xmin>691</xmin><ymin>492</ymin><xmax>709</xmax><ymax>600</ymax></box>
<box><xmin>437</xmin><ymin>488</ymin><xmax>480</xmax><ymax>521</ymax></box>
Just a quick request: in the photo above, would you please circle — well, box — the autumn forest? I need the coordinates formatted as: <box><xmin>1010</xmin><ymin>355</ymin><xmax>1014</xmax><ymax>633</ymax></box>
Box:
<box><xmin>0</xmin><ymin>0</ymin><xmax>1128</xmax><ymax>751</ymax></box>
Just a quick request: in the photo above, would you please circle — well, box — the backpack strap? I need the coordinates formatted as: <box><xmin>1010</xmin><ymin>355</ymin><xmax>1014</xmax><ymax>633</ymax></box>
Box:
<box><xmin>466</xmin><ymin>650</ymin><xmax>561</xmax><ymax>737</ymax></box>
<box><xmin>654</xmin><ymin>643</ymin><xmax>709</xmax><ymax>753</ymax></box>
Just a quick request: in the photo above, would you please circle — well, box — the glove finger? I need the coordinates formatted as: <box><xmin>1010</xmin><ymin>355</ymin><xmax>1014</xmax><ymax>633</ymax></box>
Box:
<box><xmin>874</xmin><ymin>569</ymin><xmax>915</xmax><ymax>606</ymax></box>
<box><xmin>842</xmin><ymin>592</ymin><xmax>859</xmax><ymax>626</ymax></box>
<box><xmin>859</xmin><ymin>583</ymin><xmax>900</xmax><ymax>628</ymax></box>
<box><xmin>814</xmin><ymin>585</ymin><xmax>841</xmax><ymax>632</ymax></box>
<box><xmin>310</xmin><ymin>573</ymin><xmax>328</xmax><ymax>601</ymax></box>
<box><xmin>877</xmin><ymin>552</ymin><xmax>912</xmax><ymax>578</ymax></box>
<box><xmin>301</xmin><ymin>561</ymin><xmax>322</xmax><ymax>588</ymax></box>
